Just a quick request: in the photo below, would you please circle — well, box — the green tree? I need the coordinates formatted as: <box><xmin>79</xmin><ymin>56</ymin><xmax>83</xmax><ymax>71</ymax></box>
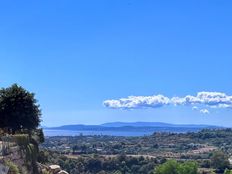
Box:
<box><xmin>224</xmin><ymin>169</ymin><xmax>232</xmax><ymax>174</ymax></box>
<box><xmin>0</xmin><ymin>84</ymin><xmax>41</xmax><ymax>132</ymax></box>
<box><xmin>154</xmin><ymin>160</ymin><xmax>198</xmax><ymax>174</ymax></box>
<box><xmin>210</xmin><ymin>151</ymin><xmax>230</xmax><ymax>170</ymax></box>
<box><xmin>155</xmin><ymin>160</ymin><xmax>179</xmax><ymax>174</ymax></box>
<box><xmin>178</xmin><ymin>161</ymin><xmax>198</xmax><ymax>174</ymax></box>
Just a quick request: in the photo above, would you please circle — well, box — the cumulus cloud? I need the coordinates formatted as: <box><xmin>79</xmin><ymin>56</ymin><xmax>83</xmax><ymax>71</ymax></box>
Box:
<box><xmin>103</xmin><ymin>92</ymin><xmax>232</xmax><ymax>111</ymax></box>
<box><xmin>173</xmin><ymin>92</ymin><xmax>232</xmax><ymax>108</ymax></box>
<box><xmin>103</xmin><ymin>95</ymin><xmax>170</xmax><ymax>109</ymax></box>
<box><xmin>200</xmin><ymin>109</ymin><xmax>210</xmax><ymax>114</ymax></box>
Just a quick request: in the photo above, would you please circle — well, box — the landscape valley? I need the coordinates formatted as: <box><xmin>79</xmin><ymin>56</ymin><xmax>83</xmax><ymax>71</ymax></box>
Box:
<box><xmin>1</xmin><ymin>0</ymin><xmax>232</xmax><ymax>174</ymax></box>
<box><xmin>40</xmin><ymin>128</ymin><xmax>232</xmax><ymax>174</ymax></box>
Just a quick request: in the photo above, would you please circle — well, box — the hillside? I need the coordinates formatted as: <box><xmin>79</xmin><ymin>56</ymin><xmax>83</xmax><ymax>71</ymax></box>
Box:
<box><xmin>100</xmin><ymin>122</ymin><xmax>220</xmax><ymax>128</ymax></box>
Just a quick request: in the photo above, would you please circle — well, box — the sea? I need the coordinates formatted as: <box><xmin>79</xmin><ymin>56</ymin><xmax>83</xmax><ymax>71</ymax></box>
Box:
<box><xmin>44</xmin><ymin>129</ymin><xmax>155</xmax><ymax>137</ymax></box>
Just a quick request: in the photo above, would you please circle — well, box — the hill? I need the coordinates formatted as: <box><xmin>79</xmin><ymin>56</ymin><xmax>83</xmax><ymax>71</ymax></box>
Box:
<box><xmin>45</xmin><ymin>122</ymin><xmax>221</xmax><ymax>135</ymax></box>
<box><xmin>100</xmin><ymin>122</ymin><xmax>219</xmax><ymax>128</ymax></box>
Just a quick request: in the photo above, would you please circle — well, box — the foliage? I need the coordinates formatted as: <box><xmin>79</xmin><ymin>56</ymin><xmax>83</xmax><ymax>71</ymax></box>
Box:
<box><xmin>0</xmin><ymin>84</ymin><xmax>41</xmax><ymax>132</ymax></box>
<box><xmin>40</xmin><ymin>129</ymin><xmax>232</xmax><ymax>173</ymax></box>
<box><xmin>25</xmin><ymin>143</ymin><xmax>37</xmax><ymax>162</ymax></box>
<box><xmin>4</xmin><ymin>160</ymin><xmax>20</xmax><ymax>174</ymax></box>
<box><xmin>224</xmin><ymin>169</ymin><xmax>232</xmax><ymax>174</ymax></box>
<box><xmin>43</xmin><ymin>129</ymin><xmax>232</xmax><ymax>158</ymax></box>
<box><xmin>9</xmin><ymin>134</ymin><xmax>40</xmax><ymax>173</ymax></box>
<box><xmin>154</xmin><ymin>160</ymin><xmax>198</xmax><ymax>174</ymax></box>
<box><xmin>33</xmin><ymin>128</ymin><xmax>45</xmax><ymax>144</ymax></box>
<box><xmin>42</xmin><ymin>170</ymin><xmax>51</xmax><ymax>174</ymax></box>
<box><xmin>12</xmin><ymin>134</ymin><xmax>30</xmax><ymax>147</ymax></box>
<box><xmin>38</xmin><ymin>150</ymin><xmax>157</xmax><ymax>174</ymax></box>
<box><xmin>210</xmin><ymin>151</ymin><xmax>230</xmax><ymax>170</ymax></box>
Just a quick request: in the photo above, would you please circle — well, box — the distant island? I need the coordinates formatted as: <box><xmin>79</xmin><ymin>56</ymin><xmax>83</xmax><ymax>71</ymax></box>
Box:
<box><xmin>44</xmin><ymin>122</ymin><xmax>223</xmax><ymax>136</ymax></box>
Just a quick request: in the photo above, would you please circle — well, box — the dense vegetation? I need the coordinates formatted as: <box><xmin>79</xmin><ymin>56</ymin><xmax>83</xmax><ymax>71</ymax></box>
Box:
<box><xmin>154</xmin><ymin>160</ymin><xmax>198</xmax><ymax>174</ymax></box>
<box><xmin>0</xmin><ymin>84</ymin><xmax>41</xmax><ymax>133</ymax></box>
<box><xmin>0</xmin><ymin>84</ymin><xmax>43</xmax><ymax>174</ymax></box>
<box><xmin>40</xmin><ymin>129</ymin><xmax>232</xmax><ymax>174</ymax></box>
<box><xmin>39</xmin><ymin>151</ymin><xmax>159</xmax><ymax>174</ymax></box>
<box><xmin>42</xmin><ymin>129</ymin><xmax>232</xmax><ymax>157</ymax></box>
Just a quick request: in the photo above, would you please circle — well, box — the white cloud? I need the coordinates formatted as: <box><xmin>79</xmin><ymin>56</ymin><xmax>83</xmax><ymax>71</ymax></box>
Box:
<box><xmin>192</xmin><ymin>106</ymin><xmax>198</xmax><ymax>110</ymax></box>
<box><xmin>200</xmin><ymin>109</ymin><xmax>210</xmax><ymax>114</ymax></box>
<box><xmin>171</xmin><ymin>92</ymin><xmax>232</xmax><ymax>108</ymax></box>
<box><xmin>171</xmin><ymin>97</ymin><xmax>186</xmax><ymax>105</ymax></box>
<box><xmin>103</xmin><ymin>92</ymin><xmax>232</xmax><ymax>111</ymax></box>
<box><xmin>185</xmin><ymin>92</ymin><xmax>232</xmax><ymax>107</ymax></box>
<box><xmin>103</xmin><ymin>95</ymin><xmax>170</xmax><ymax>109</ymax></box>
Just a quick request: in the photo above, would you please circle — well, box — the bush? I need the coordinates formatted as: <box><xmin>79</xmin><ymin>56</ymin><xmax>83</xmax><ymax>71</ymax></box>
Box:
<box><xmin>154</xmin><ymin>160</ymin><xmax>198</xmax><ymax>174</ymax></box>
<box><xmin>210</xmin><ymin>151</ymin><xmax>230</xmax><ymax>170</ymax></box>
<box><xmin>4</xmin><ymin>160</ymin><xmax>20</xmax><ymax>174</ymax></box>
<box><xmin>224</xmin><ymin>169</ymin><xmax>232</xmax><ymax>174</ymax></box>
<box><xmin>12</xmin><ymin>134</ymin><xmax>29</xmax><ymax>147</ymax></box>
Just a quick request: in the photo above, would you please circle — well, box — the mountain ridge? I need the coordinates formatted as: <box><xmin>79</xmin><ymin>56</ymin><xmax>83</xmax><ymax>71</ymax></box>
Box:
<box><xmin>44</xmin><ymin>122</ymin><xmax>222</xmax><ymax>133</ymax></box>
<box><xmin>100</xmin><ymin>122</ymin><xmax>219</xmax><ymax>128</ymax></box>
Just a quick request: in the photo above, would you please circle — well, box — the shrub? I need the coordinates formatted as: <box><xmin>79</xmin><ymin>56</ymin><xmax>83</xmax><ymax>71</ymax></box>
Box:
<box><xmin>154</xmin><ymin>160</ymin><xmax>198</xmax><ymax>174</ymax></box>
<box><xmin>4</xmin><ymin>160</ymin><xmax>20</xmax><ymax>174</ymax></box>
<box><xmin>12</xmin><ymin>134</ymin><xmax>29</xmax><ymax>147</ymax></box>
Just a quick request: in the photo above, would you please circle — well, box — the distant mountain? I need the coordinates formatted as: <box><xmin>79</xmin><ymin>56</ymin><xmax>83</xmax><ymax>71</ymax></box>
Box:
<box><xmin>100</xmin><ymin>122</ymin><xmax>173</xmax><ymax>127</ymax></box>
<box><xmin>45</xmin><ymin>122</ymin><xmax>221</xmax><ymax>134</ymax></box>
<box><xmin>100</xmin><ymin>122</ymin><xmax>219</xmax><ymax>128</ymax></box>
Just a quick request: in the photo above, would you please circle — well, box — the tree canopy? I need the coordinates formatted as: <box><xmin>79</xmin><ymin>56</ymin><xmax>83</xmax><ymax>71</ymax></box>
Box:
<box><xmin>210</xmin><ymin>151</ymin><xmax>230</xmax><ymax>171</ymax></box>
<box><xmin>0</xmin><ymin>84</ymin><xmax>41</xmax><ymax>132</ymax></box>
<box><xmin>154</xmin><ymin>160</ymin><xmax>198</xmax><ymax>174</ymax></box>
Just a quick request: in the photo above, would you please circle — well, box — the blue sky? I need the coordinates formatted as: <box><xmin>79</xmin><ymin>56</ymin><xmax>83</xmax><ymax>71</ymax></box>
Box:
<box><xmin>0</xmin><ymin>0</ymin><xmax>232</xmax><ymax>126</ymax></box>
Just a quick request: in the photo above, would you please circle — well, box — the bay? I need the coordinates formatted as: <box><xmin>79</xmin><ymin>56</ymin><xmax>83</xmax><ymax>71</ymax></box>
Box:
<box><xmin>44</xmin><ymin>129</ymin><xmax>154</xmax><ymax>137</ymax></box>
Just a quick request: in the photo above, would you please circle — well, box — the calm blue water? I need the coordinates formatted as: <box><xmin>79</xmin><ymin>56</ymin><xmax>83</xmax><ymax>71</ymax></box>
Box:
<box><xmin>44</xmin><ymin>129</ymin><xmax>154</xmax><ymax>137</ymax></box>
